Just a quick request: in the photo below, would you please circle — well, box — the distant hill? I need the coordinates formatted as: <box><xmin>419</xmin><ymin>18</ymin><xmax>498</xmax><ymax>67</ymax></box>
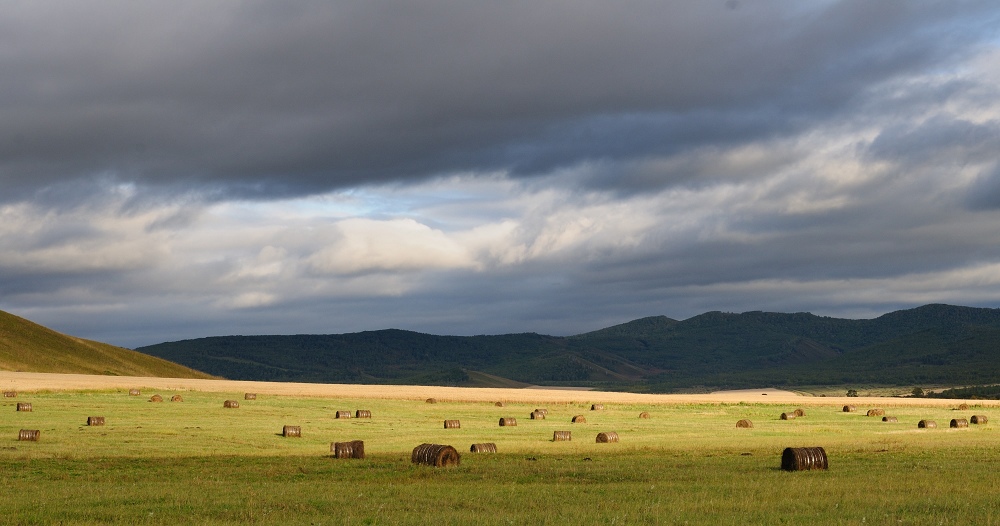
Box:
<box><xmin>136</xmin><ymin>304</ymin><xmax>1000</xmax><ymax>391</ymax></box>
<box><xmin>0</xmin><ymin>310</ymin><xmax>213</xmax><ymax>378</ymax></box>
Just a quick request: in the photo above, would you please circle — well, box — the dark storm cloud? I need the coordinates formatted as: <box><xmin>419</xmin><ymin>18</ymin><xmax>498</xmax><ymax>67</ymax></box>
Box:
<box><xmin>2</xmin><ymin>1</ymin><xmax>996</xmax><ymax>203</ymax></box>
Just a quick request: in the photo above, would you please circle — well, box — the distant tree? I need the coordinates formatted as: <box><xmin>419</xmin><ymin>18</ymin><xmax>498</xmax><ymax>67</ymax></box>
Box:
<box><xmin>846</xmin><ymin>389</ymin><xmax>858</xmax><ymax>397</ymax></box>
<box><xmin>911</xmin><ymin>387</ymin><xmax>924</xmax><ymax>397</ymax></box>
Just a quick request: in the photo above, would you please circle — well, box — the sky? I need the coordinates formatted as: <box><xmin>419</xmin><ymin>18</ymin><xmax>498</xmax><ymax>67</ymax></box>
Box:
<box><xmin>3</xmin><ymin>1</ymin><xmax>1000</xmax><ymax>348</ymax></box>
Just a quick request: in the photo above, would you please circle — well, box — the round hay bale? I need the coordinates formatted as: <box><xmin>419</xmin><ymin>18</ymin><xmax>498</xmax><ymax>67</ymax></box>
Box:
<box><xmin>282</xmin><ymin>425</ymin><xmax>301</xmax><ymax>437</ymax></box>
<box><xmin>918</xmin><ymin>420</ymin><xmax>937</xmax><ymax>429</ymax></box>
<box><xmin>736</xmin><ymin>419</ymin><xmax>753</xmax><ymax>428</ymax></box>
<box><xmin>958</xmin><ymin>403</ymin><xmax>970</xmax><ymax>410</ymax></box>
<box><xmin>128</xmin><ymin>389</ymin><xmax>140</xmax><ymax>396</ymax></box>
<box><xmin>596</xmin><ymin>431</ymin><xmax>619</xmax><ymax>443</ymax></box>
<box><xmin>470</xmin><ymin>443</ymin><xmax>497</xmax><ymax>453</ymax></box>
<box><xmin>866</xmin><ymin>408</ymin><xmax>885</xmax><ymax>417</ymax></box>
<box><xmin>971</xmin><ymin>415</ymin><xmax>988</xmax><ymax>425</ymax></box>
<box><xmin>534</xmin><ymin>408</ymin><xmax>548</xmax><ymax>415</ymax></box>
<box><xmin>223</xmin><ymin>400</ymin><xmax>239</xmax><ymax>408</ymax></box>
<box><xmin>443</xmin><ymin>419</ymin><xmax>461</xmax><ymax>429</ymax></box>
<box><xmin>170</xmin><ymin>395</ymin><xmax>183</xmax><ymax>402</ymax></box>
<box><xmin>495</xmin><ymin>401</ymin><xmax>505</xmax><ymax>407</ymax></box>
<box><xmin>3</xmin><ymin>391</ymin><xmax>16</xmax><ymax>398</ymax></box>
<box><xmin>780</xmin><ymin>412</ymin><xmax>795</xmax><ymax>420</ymax></box>
<box><xmin>332</xmin><ymin>440</ymin><xmax>365</xmax><ymax>459</ymax></box>
<box><xmin>16</xmin><ymin>402</ymin><xmax>32</xmax><ymax>412</ymax></box>
<box><xmin>793</xmin><ymin>408</ymin><xmax>805</xmax><ymax>417</ymax></box>
<box><xmin>411</xmin><ymin>443</ymin><xmax>460</xmax><ymax>467</ymax></box>
<box><xmin>499</xmin><ymin>417</ymin><xmax>517</xmax><ymax>427</ymax></box>
<box><xmin>18</xmin><ymin>429</ymin><xmax>40</xmax><ymax>441</ymax></box>
<box><xmin>336</xmin><ymin>410</ymin><xmax>352</xmax><ymax>419</ymax></box>
<box><xmin>553</xmin><ymin>430</ymin><xmax>572</xmax><ymax>442</ymax></box>
<box><xmin>780</xmin><ymin>447</ymin><xmax>828</xmax><ymax>471</ymax></box>
<box><xmin>530</xmin><ymin>411</ymin><xmax>545</xmax><ymax>420</ymax></box>
<box><xmin>591</xmin><ymin>404</ymin><xmax>604</xmax><ymax>411</ymax></box>
<box><xmin>355</xmin><ymin>410</ymin><xmax>372</xmax><ymax>418</ymax></box>
<box><xmin>87</xmin><ymin>416</ymin><xmax>105</xmax><ymax>426</ymax></box>
<box><xmin>572</xmin><ymin>415</ymin><xmax>587</xmax><ymax>423</ymax></box>
<box><xmin>638</xmin><ymin>411</ymin><xmax>650</xmax><ymax>419</ymax></box>
<box><xmin>244</xmin><ymin>393</ymin><xmax>257</xmax><ymax>400</ymax></box>
<box><xmin>425</xmin><ymin>398</ymin><xmax>437</xmax><ymax>404</ymax></box>
<box><xmin>149</xmin><ymin>395</ymin><xmax>163</xmax><ymax>403</ymax></box>
<box><xmin>882</xmin><ymin>416</ymin><xmax>898</xmax><ymax>423</ymax></box>
<box><xmin>843</xmin><ymin>405</ymin><xmax>856</xmax><ymax>412</ymax></box>
<box><xmin>950</xmin><ymin>418</ymin><xmax>969</xmax><ymax>428</ymax></box>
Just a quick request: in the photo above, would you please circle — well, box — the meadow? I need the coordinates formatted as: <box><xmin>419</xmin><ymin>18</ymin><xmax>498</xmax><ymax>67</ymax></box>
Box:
<box><xmin>2</xmin><ymin>385</ymin><xmax>1000</xmax><ymax>525</ymax></box>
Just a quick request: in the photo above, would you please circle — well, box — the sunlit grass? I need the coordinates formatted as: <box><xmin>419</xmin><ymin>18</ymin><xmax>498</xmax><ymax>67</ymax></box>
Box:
<box><xmin>2</xmin><ymin>390</ymin><xmax>999</xmax><ymax>524</ymax></box>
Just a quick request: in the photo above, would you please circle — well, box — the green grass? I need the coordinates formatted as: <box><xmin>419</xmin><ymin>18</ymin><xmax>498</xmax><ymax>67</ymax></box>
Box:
<box><xmin>3</xmin><ymin>390</ymin><xmax>1000</xmax><ymax>524</ymax></box>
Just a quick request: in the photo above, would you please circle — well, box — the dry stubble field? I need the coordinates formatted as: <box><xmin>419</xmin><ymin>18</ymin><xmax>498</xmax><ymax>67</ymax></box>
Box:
<box><xmin>2</xmin><ymin>372</ymin><xmax>1000</xmax><ymax>525</ymax></box>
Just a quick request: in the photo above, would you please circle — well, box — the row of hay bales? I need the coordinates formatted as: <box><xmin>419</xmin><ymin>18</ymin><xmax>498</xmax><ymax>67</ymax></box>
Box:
<box><xmin>737</xmin><ymin>407</ymin><xmax>992</xmax><ymax>430</ymax></box>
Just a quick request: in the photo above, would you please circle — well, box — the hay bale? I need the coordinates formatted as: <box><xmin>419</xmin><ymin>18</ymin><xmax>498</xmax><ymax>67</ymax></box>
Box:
<box><xmin>591</xmin><ymin>404</ymin><xmax>604</xmax><ymax>411</ymax></box>
<box><xmin>223</xmin><ymin>400</ymin><xmax>239</xmax><ymax>408</ymax></box>
<box><xmin>495</xmin><ymin>401</ymin><xmax>505</xmax><ymax>407</ymax></box>
<box><xmin>882</xmin><ymin>416</ymin><xmax>898</xmax><ymax>423</ymax></box>
<box><xmin>958</xmin><ymin>403</ymin><xmax>970</xmax><ymax>410</ymax></box>
<box><xmin>411</xmin><ymin>443</ymin><xmax>460</xmax><ymax>467</ymax></box>
<box><xmin>425</xmin><ymin>398</ymin><xmax>437</xmax><ymax>404</ymax></box>
<box><xmin>244</xmin><ymin>393</ymin><xmax>257</xmax><ymax>400</ymax></box>
<box><xmin>638</xmin><ymin>411</ymin><xmax>650</xmax><ymax>419</ymax></box>
<box><xmin>3</xmin><ymin>391</ymin><xmax>16</xmax><ymax>398</ymax></box>
<box><xmin>780</xmin><ymin>412</ymin><xmax>795</xmax><ymax>420</ymax></box>
<box><xmin>534</xmin><ymin>408</ymin><xmax>548</xmax><ymax>415</ymax></box>
<box><xmin>170</xmin><ymin>395</ymin><xmax>183</xmax><ymax>402</ymax></box>
<box><xmin>443</xmin><ymin>419</ymin><xmax>461</xmax><ymax>429</ymax></box>
<box><xmin>843</xmin><ymin>405</ymin><xmax>856</xmax><ymax>412</ymax></box>
<box><xmin>18</xmin><ymin>429</ymin><xmax>39</xmax><ymax>441</ymax></box>
<box><xmin>918</xmin><ymin>420</ymin><xmax>937</xmax><ymax>429</ymax></box>
<box><xmin>950</xmin><ymin>418</ymin><xmax>969</xmax><ymax>428</ymax></box>
<box><xmin>355</xmin><ymin>410</ymin><xmax>372</xmax><ymax>418</ymax></box>
<box><xmin>332</xmin><ymin>440</ymin><xmax>365</xmax><ymax>459</ymax></box>
<box><xmin>87</xmin><ymin>416</ymin><xmax>105</xmax><ymax>426</ymax></box>
<box><xmin>793</xmin><ymin>408</ymin><xmax>805</xmax><ymax>417</ymax></box>
<box><xmin>866</xmin><ymin>408</ymin><xmax>885</xmax><ymax>417</ymax></box>
<box><xmin>282</xmin><ymin>425</ymin><xmax>301</xmax><ymax>437</ymax></box>
<box><xmin>336</xmin><ymin>410</ymin><xmax>352</xmax><ymax>419</ymax></box>
<box><xmin>470</xmin><ymin>443</ymin><xmax>497</xmax><ymax>453</ymax></box>
<box><xmin>780</xmin><ymin>447</ymin><xmax>828</xmax><ymax>471</ymax></box>
<box><xmin>128</xmin><ymin>389</ymin><xmax>140</xmax><ymax>396</ymax></box>
<box><xmin>530</xmin><ymin>411</ymin><xmax>545</xmax><ymax>420</ymax></box>
<box><xmin>736</xmin><ymin>419</ymin><xmax>753</xmax><ymax>428</ymax></box>
<box><xmin>149</xmin><ymin>395</ymin><xmax>163</xmax><ymax>403</ymax></box>
<box><xmin>971</xmin><ymin>415</ymin><xmax>988</xmax><ymax>424</ymax></box>
<box><xmin>596</xmin><ymin>431</ymin><xmax>619</xmax><ymax>443</ymax></box>
<box><xmin>499</xmin><ymin>417</ymin><xmax>517</xmax><ymax>427</ymax></box>
<box><xmin>553</xmin><ymin>430</ymin><xmax>572</xmax><ymax>442</ymax></box>
<box><xmin>572</xmin><ymin>415</ymin><xmax>587</xmax><ymax>423</ymax></box>
<box><xmin>16</xmin><ymin>402</ymin><xmax>31</xmax><ymax>412</ymax></box>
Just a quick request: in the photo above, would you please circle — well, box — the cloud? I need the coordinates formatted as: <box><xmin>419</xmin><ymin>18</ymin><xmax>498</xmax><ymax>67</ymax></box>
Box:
<box><xmin>4</xmin><ymin>2</ymin><xmax>1000</xmax><ymax>348</ymax></box>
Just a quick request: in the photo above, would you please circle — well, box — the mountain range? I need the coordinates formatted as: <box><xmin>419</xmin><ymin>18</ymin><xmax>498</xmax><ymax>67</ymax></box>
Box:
<box><xmin>135</xmin><ymin>304</ymin><xmax>1000</xmax><ymax>391</ymax></box>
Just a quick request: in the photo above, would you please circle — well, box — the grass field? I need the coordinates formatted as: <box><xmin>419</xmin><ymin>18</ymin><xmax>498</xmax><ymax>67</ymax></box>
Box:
<box><xmin>2</xmin><ymin>384</ymin><xmax>1000</xmax><ymax>524</ymax></box>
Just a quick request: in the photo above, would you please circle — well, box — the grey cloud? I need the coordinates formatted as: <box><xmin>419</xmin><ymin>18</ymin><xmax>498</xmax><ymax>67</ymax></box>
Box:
<box><xmin>2</xmin><ymin>1</ymin><xmax>996</xmax><ymax>203</ymax></box>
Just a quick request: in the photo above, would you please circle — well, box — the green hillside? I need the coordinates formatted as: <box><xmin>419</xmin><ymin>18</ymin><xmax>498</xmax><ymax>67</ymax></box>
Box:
<box><xmin>136</xmin><ymin>304</ymin><xmax>1000</xmax><ymax>391</ymax></box>
<box><xmin>0</xmin><ymin>310</ymin><xmax>213</xmax><ymax>378</ymax></box>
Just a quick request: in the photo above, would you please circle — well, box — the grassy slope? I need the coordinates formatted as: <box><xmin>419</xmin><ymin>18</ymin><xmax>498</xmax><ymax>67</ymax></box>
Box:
<box><xmin>0</xmin><ymin>310</ymin><xmax>212</xmax><ymax>378</ymax></box>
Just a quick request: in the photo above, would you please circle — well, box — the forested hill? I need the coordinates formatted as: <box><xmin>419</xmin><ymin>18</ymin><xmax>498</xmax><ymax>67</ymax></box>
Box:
<box><xmin>135</xmin><ymin>304</ymin><xmax>1000</xmax><ymax>391</ymax></box>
